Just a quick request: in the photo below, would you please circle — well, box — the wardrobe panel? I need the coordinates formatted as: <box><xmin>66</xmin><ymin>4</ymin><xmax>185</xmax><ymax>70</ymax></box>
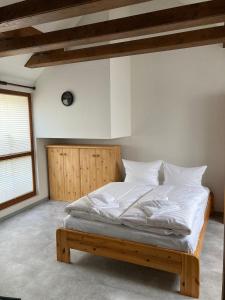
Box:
<box><xmin>80</xmin><ymin>148</ymin><xmax>97</xmax><ymax>196</ymax></box>
<box><xmin>48</xmin><ymin>147</ymin><xmax>65</xmax><ymax>200</ymax></box>
<box><xmin>63</xmin><ymin>148</ymin><xmax>81</xmax><ymax>201</ymax></box>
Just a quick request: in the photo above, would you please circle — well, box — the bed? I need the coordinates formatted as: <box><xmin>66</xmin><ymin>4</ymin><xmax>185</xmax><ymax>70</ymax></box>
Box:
<box><xmin>56</xmin><ymin>183</ymin><xmax>213</xmax><ymax>298</ymax></box>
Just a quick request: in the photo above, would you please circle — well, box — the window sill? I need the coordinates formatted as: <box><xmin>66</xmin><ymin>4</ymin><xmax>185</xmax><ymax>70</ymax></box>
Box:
<box><xmin>0</xmin><ymin>191</ymin><xmax>37</xmax><ymax>210</ymax></box>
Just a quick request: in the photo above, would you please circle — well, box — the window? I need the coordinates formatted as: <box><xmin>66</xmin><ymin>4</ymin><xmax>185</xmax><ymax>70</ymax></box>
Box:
<box><xmin>0</xmin><ymin>89</ymin><xmax>36</xmax><ymax>210</ymax></box>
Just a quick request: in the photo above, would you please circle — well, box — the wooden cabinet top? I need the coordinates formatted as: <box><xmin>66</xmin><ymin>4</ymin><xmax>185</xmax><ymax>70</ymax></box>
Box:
<box><xmin>46</xmin><ymin>144</ymin><xmax>120</xmax><ymax>149</ymax></box>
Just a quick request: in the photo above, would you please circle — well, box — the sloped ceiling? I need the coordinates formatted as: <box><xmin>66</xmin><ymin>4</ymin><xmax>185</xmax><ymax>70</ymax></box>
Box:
<box><xmin>0</xmin><ymin>0</ymin><xmax>22</xmax><ymax>6</ymax></box>
<box><xmin>0</xmin><ymin>0</ymin><xmax>211</xmax><ymax>84</ymax></box>
<box><xmin>0</xmin><ymin>1</ymin><xmax>83</xmax><ymax>84</ymax></box>
<box><xmin>0</xmin><ymin>55</ymin><xmax>43</xmax><ymax>84</ymax></box>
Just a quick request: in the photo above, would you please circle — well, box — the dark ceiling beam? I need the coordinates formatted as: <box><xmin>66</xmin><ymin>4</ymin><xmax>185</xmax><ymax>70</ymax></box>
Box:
<box><xmin>0</xmin><ymin>27</ymin><xmax>41</xmax><ymax>39</ymax></box>
<box><xmin>25</xmin><ymin>26</ymin><xmax>225</xmax><ymax>68</ymax></box>
<box><xmin>0</xmin><ymin>0</ymin><xmax>151</xmax><ymax>32</ymax></box>
<box><xmin>1</xmin><ymin>0</ymin><xmax>225</xmax><ymax>58</ymax></box>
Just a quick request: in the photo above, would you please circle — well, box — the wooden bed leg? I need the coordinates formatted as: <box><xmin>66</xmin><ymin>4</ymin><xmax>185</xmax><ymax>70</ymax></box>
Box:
<box><xmin>56</xmin><ymin>229</ymin><xmax>70</xmax><ymax>263</ymax></box>
<box><xmin>180</xmin><ymin>254</ymin><xmax>200</xmax><ymax>298</ymax></box>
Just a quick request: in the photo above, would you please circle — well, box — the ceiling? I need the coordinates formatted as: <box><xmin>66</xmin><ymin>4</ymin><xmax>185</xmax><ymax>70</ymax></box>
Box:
<box><xmin>0</xmin><ymin>0</ymin><xmax>112</xmax><ymax>83</ymax></box>
<box><xmin>0</xmin><ymin>0</ymin><xmax>212</xmax><ymax>84</ymax></box>
<box><xmin>0</xmin><ymin>0</ymin><xmax>22</xmax><ymax>7</ymax></box>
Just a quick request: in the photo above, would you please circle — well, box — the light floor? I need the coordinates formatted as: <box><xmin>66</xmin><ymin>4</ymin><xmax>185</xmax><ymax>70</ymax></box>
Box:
<box><xmin>0</xmin><ymin>200</ymin><xmax>223</xmax><ymax>300</ymax></box>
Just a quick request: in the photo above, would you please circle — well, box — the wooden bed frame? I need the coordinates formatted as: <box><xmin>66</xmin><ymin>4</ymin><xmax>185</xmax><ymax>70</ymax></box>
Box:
<box><xmin>56</xmin><ymin>193</ymin><xmax>213</xmax><ymax>298</ymax></box>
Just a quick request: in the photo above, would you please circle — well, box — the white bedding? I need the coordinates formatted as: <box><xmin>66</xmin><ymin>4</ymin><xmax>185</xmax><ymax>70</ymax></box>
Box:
<box><xmin>121</xmin><ymin>185</ymin><xmax>209</xmax><ymax>236</ymax></box>
<box><xmin>63</xmin><ymin>193</ymin><xmax>208</xmax><ymax>253</ymax></box>
<box><xmin>65</xmin><ymin>183</ymin><xmax>209</xmax><ymax>236</ymax></box>
<box><xmin>65</xmin><ymin>182</ymin><xmax>153</xmax><ymax>225</ymax></box>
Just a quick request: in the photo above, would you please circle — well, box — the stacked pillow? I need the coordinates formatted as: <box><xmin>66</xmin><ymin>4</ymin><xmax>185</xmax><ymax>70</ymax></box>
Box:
<box><xmin>122</xmin><ymin>159</ymin><xmax>162</xmax><ymax>186</ymax></box>
<box><xmin>163</xmin><ymin>162</ymin><xmax>207</xmax><ymax>187</ymax></box>
<box><xmin>122</xmin><ymin>159</ymin><xmax>207</xmax><ymax>187</ymax></box>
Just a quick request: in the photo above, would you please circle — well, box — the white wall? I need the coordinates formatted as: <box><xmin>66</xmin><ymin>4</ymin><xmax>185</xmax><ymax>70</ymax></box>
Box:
<box><xmin>124</xmin><ymin>45</ymin><xmax>225</xmax><ymax>211</ymax></box>
<box><xmin>33</xmin><ymin>60</ymin><xmax>111</xmax><ymax>139</ymax></box>
<box><xmin>109</xmin><ymin>7</ymin><xmax>131</xmax><ymax>139</ymax></box>
<box><xmin>33</xmin><ymin>57</ymin><xmax>132</xmax><ymax>139</ymax></box>
<box><xmin>110</xmin><ymin>57</ymin><xmax>131</xmax><ymax>138</ymax></box>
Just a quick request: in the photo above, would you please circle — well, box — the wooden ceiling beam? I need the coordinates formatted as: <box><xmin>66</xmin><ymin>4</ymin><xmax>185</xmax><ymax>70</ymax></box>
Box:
<box><xmin>0</xmin><ymin>27</ymin><xmax>41</xmax><ymax>39</ymax></box>
<box><xmin>0</xmin><ymin>0</ymin><xmax>150</xmax><ymax>32</ymax></box>
<box><xmin>1</xmin><ymin>0</ymin><xmax>225</xmax><ymax>58</ymax></box>
<box><xmin>26</xmin><ymin>26</ymin><xmax>225</xmax><ymax>68</ymax></box>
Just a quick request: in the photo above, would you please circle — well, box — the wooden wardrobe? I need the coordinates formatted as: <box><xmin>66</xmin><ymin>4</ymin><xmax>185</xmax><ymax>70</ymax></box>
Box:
<box><xmin>47</xmin><ymin>145</ymin><xmax>122</xmax><ymax>201</ymax></box>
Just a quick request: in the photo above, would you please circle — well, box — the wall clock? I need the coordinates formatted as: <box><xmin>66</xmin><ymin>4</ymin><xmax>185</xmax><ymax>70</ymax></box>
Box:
<box><xmin>61</xmin><ymin>91</ymin><xmax>74</xmax><ymax>106</ymax></box>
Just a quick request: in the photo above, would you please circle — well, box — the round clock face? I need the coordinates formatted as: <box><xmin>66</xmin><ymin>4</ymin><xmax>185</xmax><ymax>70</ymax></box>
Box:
<box><xmin>61</xmin><ymin>91</ymin><xmax>74</xmax><ymax>106</ymax></box>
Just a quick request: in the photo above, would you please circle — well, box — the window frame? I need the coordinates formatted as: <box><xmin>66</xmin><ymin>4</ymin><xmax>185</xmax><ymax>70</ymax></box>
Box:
<box><xmin>0</xmin><ymin>89</ymin><xmax>36</xmax><ymax>210</ymax></box>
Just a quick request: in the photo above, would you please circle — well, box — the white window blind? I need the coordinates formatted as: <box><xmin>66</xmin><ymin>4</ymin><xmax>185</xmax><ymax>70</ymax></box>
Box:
<box><xmin>0</xmin><ymin>92</ymin><xmax>35</xmax><ymax>206</ymax></box>
<box><xmin>0</xmin><ymin>156</ymin><xmax>33</xmax><ymax>204</ymax></box>
<box><xmin>0</xmin><ymin>93</ymin><xmax>31</xmax><ymax>156</ymax></box>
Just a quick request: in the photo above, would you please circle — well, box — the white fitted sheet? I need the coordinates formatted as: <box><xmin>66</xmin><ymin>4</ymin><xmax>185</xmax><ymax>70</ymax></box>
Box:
<box><xmin>63</xmin><ymin>193</ymin><xmax>208</xmax><ymax>254</ymax></box>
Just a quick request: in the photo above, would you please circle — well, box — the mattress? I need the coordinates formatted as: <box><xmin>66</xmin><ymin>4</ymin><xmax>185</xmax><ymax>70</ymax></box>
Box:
<box><xmin>63</xmin><ymin>192</ymin><xmax>208</xmax><ymax>254</ymax></box>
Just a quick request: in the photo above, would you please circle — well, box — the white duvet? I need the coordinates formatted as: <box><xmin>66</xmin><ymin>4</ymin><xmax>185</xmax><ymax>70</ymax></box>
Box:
<box><xmin>121</xmin><ymin>185</ymin><xmax>209</xmax><ymax>236</ymax></box>
<box><xmin>65</xmin><ymin>183</ymin><xmax>209</xmax><ymax>236</ymax></box>
<box><xmin>65</xmin><ymin>182</ymin><xmax>153</xmax><ymax>224</ymax></box>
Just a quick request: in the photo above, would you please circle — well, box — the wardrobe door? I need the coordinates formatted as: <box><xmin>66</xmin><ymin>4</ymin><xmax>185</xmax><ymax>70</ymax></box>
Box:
<box><xmin>95</xmin><ymin>148</ymin><xmax>118</xmax><ymax>189</ymax></box>
<box><xmin>48</xmin><ymin>147</ymin><xmax>65</xmax><ymax>200</ymax></box>
<box><xmin>63</xmin><ymin>148</ymin><xmax>81</xmax><ymax>201</ymax></box>
<box><xmin>80</xmin><ymin>149</ymin><xmax>96</xmax><ymax>196</ymax></box>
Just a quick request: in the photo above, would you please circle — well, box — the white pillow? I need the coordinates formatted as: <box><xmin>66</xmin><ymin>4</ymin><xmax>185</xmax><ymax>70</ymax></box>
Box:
<box><xmin>122</xmin><ymin>159</ymin><xmax>162</xmax><ymax>185</ymax></box>
<box><xmin>163</xmin><ymin>162</ymin><xmax>207</xmax><ymax>187</ymax></box>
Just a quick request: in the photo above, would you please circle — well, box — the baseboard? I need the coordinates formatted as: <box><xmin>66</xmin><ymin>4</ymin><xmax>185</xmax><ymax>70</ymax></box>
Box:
<box><xmin>0</xmin><ymin>198</ymin><xmax>48</xmax><ymax>223</ymax></box>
